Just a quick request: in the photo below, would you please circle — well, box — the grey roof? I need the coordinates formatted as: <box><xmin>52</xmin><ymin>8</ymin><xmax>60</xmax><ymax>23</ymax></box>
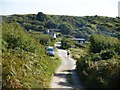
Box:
<box><xmin>71</xmin><ymin>38</ymin><xmax>85</xmax><ymax>41</ymax></box>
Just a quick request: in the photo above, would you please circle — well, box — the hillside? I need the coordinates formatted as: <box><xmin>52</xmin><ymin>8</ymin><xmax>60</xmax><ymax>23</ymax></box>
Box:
<box><xmin>2</xmin><ymin>22</ymin><xmax>60</xmax><ymax>88</ymax></box>
<box><xmin>3</xmin><ymin>12</ymin><xmax>120</xmax><ymax>39</ymax></box>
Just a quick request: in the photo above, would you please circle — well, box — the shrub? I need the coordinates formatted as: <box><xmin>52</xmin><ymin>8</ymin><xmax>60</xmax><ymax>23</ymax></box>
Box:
<box><xmin>76</xmin><ymin>34</ymin><xmax>120</xmax><ymax>89</ymax></box>
<box><xmin>61</xmin><ymin>37</ymin><xmax>75</xmax><ymax>49</ymax></box>
<box><xmin>29</xmin><ymin>31</ymin><xmax>55</xmax><ymax>46</ymax></box>
<box><xmin>76</xmin><ymin>58</ymin><xmax>120</xmax><ymax>89</ymax></box>
<box><xmin>100</xmin><ymin>49</ymin><xmax>116</xmax><ymax>60</ymax></box>
<box><xmin>89</xmin><ymin>34</ymin><xmax>120</xmax><ymax>54</ymax></box>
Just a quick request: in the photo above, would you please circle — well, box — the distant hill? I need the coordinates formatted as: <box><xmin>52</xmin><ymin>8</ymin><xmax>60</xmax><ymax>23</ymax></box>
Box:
<box><xmin>3</xmin><ymin>12</ymin><xmax>120</xmax><ymax>39</ymax></box>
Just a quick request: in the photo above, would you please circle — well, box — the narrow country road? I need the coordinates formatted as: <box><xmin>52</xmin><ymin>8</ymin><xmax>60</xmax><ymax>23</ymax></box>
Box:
<box><xmin>50</xmin><ymin>49</ymin><xmax>85</xmax><ymax>89</ymax></box>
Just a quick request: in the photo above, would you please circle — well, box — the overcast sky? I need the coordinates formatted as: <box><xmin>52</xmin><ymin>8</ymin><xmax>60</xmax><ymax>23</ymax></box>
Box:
<box><xmin>0</xmin><ymin>0</ymin><xmax>120</xmax><ymax>17</ymax></box>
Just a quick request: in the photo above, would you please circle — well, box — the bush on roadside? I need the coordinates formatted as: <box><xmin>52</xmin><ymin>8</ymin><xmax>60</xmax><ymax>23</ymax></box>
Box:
<box><xmin>76</xmin><ymin>34</ymin><xmax>120</xmax><ymax>89</ymax></box>
<box><xmin>2</xmin><ymin>23</ymin><xmax>60</xmax><ymax>88</ymax></box>
<box><xmin>61</xmin><ymin>37</ymin><xmax>75</xmax><ymax>49</ymax></box>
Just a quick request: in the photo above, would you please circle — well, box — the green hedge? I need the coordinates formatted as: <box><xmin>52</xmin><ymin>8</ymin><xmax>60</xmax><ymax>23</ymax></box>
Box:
<box><xmin>76</xmin><ymin>34</ymin><xmax>120</xmax><ymax>89</ymax></box>
<box><xmin>89</xmin><ymin>34</ymin><xmax>120</xmax><ymax>54</ymax></box>
<box><xmin>76</xmin><ymin>59</ymin><xmax>120</xmax><ymax>89</ymax></box>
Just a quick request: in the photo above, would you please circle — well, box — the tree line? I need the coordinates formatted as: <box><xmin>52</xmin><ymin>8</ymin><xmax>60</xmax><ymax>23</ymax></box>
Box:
<box><xmin>3</xmin><ymin>12</ymin><xmax>120</xmax><ymax>39</ymax></box>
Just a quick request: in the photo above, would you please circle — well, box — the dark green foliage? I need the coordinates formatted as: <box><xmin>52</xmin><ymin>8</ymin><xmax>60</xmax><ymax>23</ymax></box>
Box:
<box><xmin>61</xmin><ymin>37</ymin><xmax>75</xmax><ymax>49</ymax></box>
<box><xmin>4</xmin><ymin>33</ymin><xmax>22</xmax><ymax>49</ymax></box>
<box><xmin>36</xmin><ymin>12</ymin><xmax>47</xmax><ymax>21</ymax></box>
<box><xmin>45</xmin><ymin>20</ymin><xmax>58</xmax><ymax>29</ymax></box>
<box><xmin>59</xmin><ymin>23</ymin><xmax>73</xmax><ymax>34</ymax></box>
<box><xmin>115</xmin><ymin>43</ymin><xmax>120</xmax><ymax>55</ymax></box>
<box><xmin>29</xmin><ymin>31</ymin><xmax>55</xmax><ymax>46</ymax></box>
<box><xmin>115</xmin><ymin>32</ymin><xmax>120</xmax><ymax>40</ymax></box>
<box><xmin>91</xmin><ymin>53</ymin><xmax>102</xmax><ymax>61</ymax></box>
<box><xmin>3</xmin><ymin>12</ymin><xmax>120</xmax><ymax>39</ymax></box>
<box><xmin>100</xmin><ymin>49</ymin><xmax>116</xmax><ymax>60</ymax></box>
<box><xmin>89</xmin><ymin>34</ymin><xmax>120</xmax><ymax>54</ymax></box>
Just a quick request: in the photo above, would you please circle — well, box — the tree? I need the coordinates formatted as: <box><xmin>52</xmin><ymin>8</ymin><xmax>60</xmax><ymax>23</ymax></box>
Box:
<box><xmin>61</xmin><ymin>37</ymin><xmax>75</xmax><ymax>49</ymax></box>
<box><xmin>89</xmin><ymin>34</ymin><xmax>120</xmax><ymax>54</ymax></box>
<box><xmin>45</xmin><ymin>20</ymin><xmax>58</xmax><ymax>29</ymax></box>
<box><xmin>59</xmin><ymin>23</ymin><xmax>73</xmax><ymax>35</ymax></box>
<box><xmin>36</xmin><ymin>12</ymin><xmax>47</xmax><ymax>21</ymax></box>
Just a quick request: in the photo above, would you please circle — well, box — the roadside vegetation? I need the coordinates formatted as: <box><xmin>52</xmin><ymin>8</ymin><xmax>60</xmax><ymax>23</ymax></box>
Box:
<box><xmin>28</xmin><ymin>30</ymin><xmax>55</xmax><ymax>46</ymax></box>
<box><xmin>2</xmin><ymin>22</ymin><xmax>61</xmax><ymax>88</ymax></box>
<box><xmin>70</xmin><ymin>48</ymin><xmax>86</xmax><ymax>60</ymax></box>
<box><xmin>61</xmin><ymin>37</ymin><xmax>75</xmax><ymax>49</ymax></box>
<box><xmin>76</xmin><ymin>34</ymin><xmax>120</xmax><ymax>89</ymax></box>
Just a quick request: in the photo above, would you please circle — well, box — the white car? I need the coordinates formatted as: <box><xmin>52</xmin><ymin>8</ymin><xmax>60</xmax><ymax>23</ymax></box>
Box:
<box><xmin>55</xmin><ymin>42</ymin><xmax>61</xmax><ymax>48</ymax></box>
<box><xmin>46</xmin><ymin>46</ymin><xmax>55</xmax><ymax>56</ymax></box>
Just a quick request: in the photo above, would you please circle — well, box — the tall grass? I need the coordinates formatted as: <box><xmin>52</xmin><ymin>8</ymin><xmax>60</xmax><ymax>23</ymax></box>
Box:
<box><xmin>2</xmin><ymin>23</ymin><xmax>61</xmax><ymax>88</ymax></box>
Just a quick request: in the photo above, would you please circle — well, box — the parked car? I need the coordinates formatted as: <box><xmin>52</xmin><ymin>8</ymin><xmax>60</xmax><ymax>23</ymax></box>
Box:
<box><xmin>46</xmin><ymin>46</ymin><xmax>55</xmax><ymax>56</ymax></box>
<box><xmin>55</xmin><ymin>41</ymin><xmax>61</xmax><ymax>49</ymax></box>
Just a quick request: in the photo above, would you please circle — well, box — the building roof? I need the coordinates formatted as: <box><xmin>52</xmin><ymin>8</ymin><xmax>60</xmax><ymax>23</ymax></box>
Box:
<box><xmin>71</xmin><ymin>38</ymin><xmax>85</xmax><ymax>41</ymax></box>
